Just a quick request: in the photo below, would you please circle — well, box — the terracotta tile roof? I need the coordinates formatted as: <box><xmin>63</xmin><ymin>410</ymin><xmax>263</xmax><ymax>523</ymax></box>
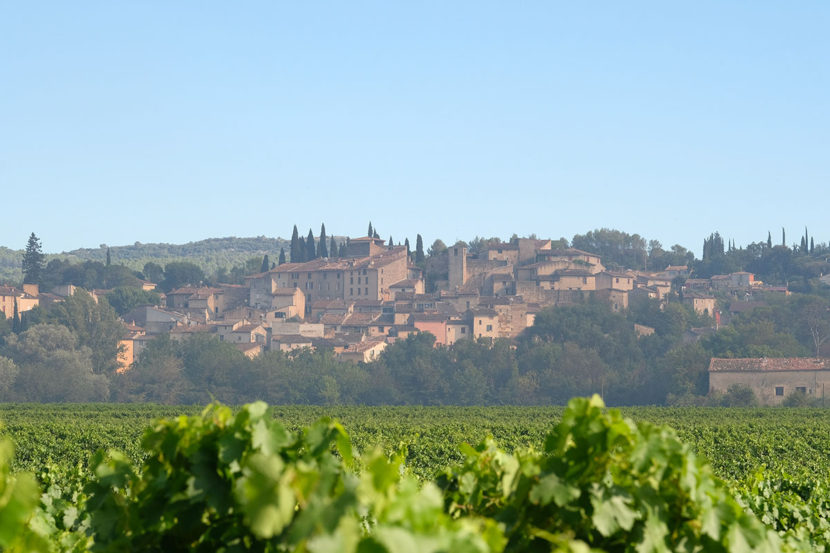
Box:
<box><xmin>320</xmin><ymin>313</ymin><xmax>349</xmax><ymax>325</ymax></box>
<box><xmin>344</xmin><ymin>339</ymin><xmax>386</xmax><ymax>353</ymax></box>
<box><xmin>390</xmin><ymin>279</ymin><xmax>420</xmax><ymax>288</ymax></box>
<box><xmin>556</xmin><ymin>269</ymin><xmax>596</xmax><ymax>277</ymax></box>
<box><xmin>709</xmin><ymin>358</ymin><xmax>830</xmax><ymax>372</ymax></box>
<box><xmin>273</xmin><ymin>334</ymin><xmax>313</xmax><ymax>344</ymax></box>
<box><xmin>233</xmin><ymin>324</ymin><xmax>263</xmax><ymax>333</ymax></box>
<box><xmin>342</xmin><ymin>312</ymin><xmax>380</xmax><ymax>326</ymax></box>
<box><xmin>411</xmin><ymin>312</ymin><xmax>447</xmax><ymax>322</ymax></box>
<box><xmin>272</xmin><ymin>288</ymin><xmax>302</xmax><ymax>296</ymax></box>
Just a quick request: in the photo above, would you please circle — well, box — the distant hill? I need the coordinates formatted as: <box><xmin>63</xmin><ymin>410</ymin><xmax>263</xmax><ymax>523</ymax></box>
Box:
<box><xmin>0</xmin><ymin>236</ymin><xmax>295</xmax><ymax>284</ymax></box>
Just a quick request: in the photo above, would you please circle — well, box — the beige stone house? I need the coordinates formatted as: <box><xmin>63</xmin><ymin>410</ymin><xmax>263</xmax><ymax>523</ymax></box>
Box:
<box><xmin>709</xmin><ymin>357</ymin><xmax>830</xmax><ymax>405</ymax></box>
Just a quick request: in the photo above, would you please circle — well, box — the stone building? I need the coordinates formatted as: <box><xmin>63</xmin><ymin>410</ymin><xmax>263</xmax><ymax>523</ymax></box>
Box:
<box><xmin>708</xmin><ymin>357</ymin><xmax>830</xmax><ymax>406</ymax></box>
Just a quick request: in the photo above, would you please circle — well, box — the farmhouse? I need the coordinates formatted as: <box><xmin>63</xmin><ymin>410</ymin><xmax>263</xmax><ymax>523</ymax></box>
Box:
<box><xmin>708</xmin><ymin>357</ymin><xmax>830</xmax><ymax>406</ymax></box>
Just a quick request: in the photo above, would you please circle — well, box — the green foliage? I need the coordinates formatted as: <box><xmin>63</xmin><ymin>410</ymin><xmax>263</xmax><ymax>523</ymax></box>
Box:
<box><xmin>438</xmin><ymin>395</ymin><xmax>790</xmax><ymax>552</ymax></box>
<box><xmin>3</xmin><ymin>324</ymin><xmax>109</xmax><ymax>402</ymax></box>
<box><xmin>83</xmin><ymin>402</ymin><xmax>502</xmax><ymax>552</ymax></box>
<box><xmin>22</xmin><ymin>233</ymin><xmax>46</xmax><ymax>286</ymax></box>
<box><xmin>0</xmin><ymin>437</ymin><xmax>48</xmax><ymax>552</ymax></box>
<box><xmin>105</xmin><ymin>287</ymin><xmax>161</xmax><ymax>316</ymax></box>
<box><xmin>9</xmin><ymin>398</ymin><xmax>830</xmax><ymax>551</ymax></box>
<box><xmin>571</xmin><ymin>228</ymin><xmax>647</xmax><ymax>270</ymax></box>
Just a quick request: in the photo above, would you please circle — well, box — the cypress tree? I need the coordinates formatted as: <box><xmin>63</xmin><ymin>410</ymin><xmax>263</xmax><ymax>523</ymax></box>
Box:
<box><xmin>415</xmin><ymin>234</ymin><xmax>425</xmax><ymax>264</ymax></box>
<box><xmin>261</xmin><ymin>255</ymin><xmax>270</xmax><ymax>273</ymax></box>
<box><xmin>373</xmin><ymin>230</ymin><xmax>380</xmax><ymax>239</ymax></box>
<box><xmin>388</xmin><ymin>235</ymin><xmax>394</xmax><ymax>248</ymax></box>
<box><xmin>811</xmin><ymin>237</ymin><xmax>815</xmax><ymax>254</ymax></box>
<box><xmin>290</xmin><ymin>225</ymin><xmax>301</xmax><ymax>262</ymax></box>
<box><xmin>782</xmin><ymin>227</ymin><xmax>786</xmax><ymax>248</ymax></box>
<box><xmin>106</xmin><ymin>247</ymin><xmax>111</xmax><ymax>266</ymax></box>
<box><xmin>318</xmin><ymin>224</ymin><xmax>328</xmax><ymax>258</ymax></box>
<box><xmin>404</xmin><ymin>238</ymin><xmax>411</xmax><ymax>257</ymax></box>
<box><xmin>767</xmin><ymin>232</ymin><xmax>772</xmax><ymax>249</ymax></box>
<box><xmin>368</xmin><ymin>222</ymin><xmax>373</xmax><ymax>238</ymax></box>
<box><xmin>278</xmin><ymin>248</ymin><xmax>286</xmax><ymax>265</ymax></box>
<box><xmin>306</xmin><ymin>229</ymin><xmax>316</xmax><ymax>260</ymax></box>
<box><xmin>339</xmin><ymin>242</ymin><xmax>346</xmax><ymax>257</ymax></box>
<box><xmin>12</xmin><ymin>298</ymin><xmax>20</xmax><ymax>333</ymax></box>
<box><xmin>297</xmin><ymin>237</ymin><xmax>306</xmax><ymax>263</ymax></box>
<box><xmin>329</xmin><ymin>237</ymin><xmax>337</xmax><ymax>259</ymax></box>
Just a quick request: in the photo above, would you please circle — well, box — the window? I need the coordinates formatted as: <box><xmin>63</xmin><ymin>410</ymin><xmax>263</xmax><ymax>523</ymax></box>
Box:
<box><xmin>775</xmin><ymin>386</ymin><xmax>784</xmax><ymax>396</ymax></box>
<box><xmin>350</xmin><ymin>277</ymin><xmax>354</xmax><ymax>284</ymax></box>
<box><xmin>350</xmin><ymin>288</ymin><xmax>353</xmax><ymax>295</ymax></box>
<box><xmin>583</xmin><ymin>277</ymin><xmax>588</xmax><ymax>284</ymax></box>
<box><xmin>486</xmin><ymin>324</ymin><xmax>493</xmax><ymax>332</ymax></box>
<box><xmin>461</xmin><ymin>327</ymin><xmax>466</xmax><ymax>334</ymax></box>
<box><xmin>357</xmin><ymin>288</ymin><xmax>361</xmax><ymax>296</ymax></box>
<box><xmin>796</xmin><ymin>386</ymin><xmax>807</xmax><ymax>394</ymax></box>
<box><xmin>365</xmin><ymin>287</ymin><xmax>368</xmax><ymax>295</ymax></box>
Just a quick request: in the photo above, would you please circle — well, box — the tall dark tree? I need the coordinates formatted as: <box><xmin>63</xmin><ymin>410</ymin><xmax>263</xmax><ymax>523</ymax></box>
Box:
<box><xmin>405</xmin><ymin>238</ymin><xmax>411</xmax><ymax>257</ymax></box>
<box><xmin>12</xmin><ymin>298</ymin><xmax>20</xmax><ymax>333</ymax></box>
<box><xmin>306</xmin><ymin>229</ymin><xmax>316</xmax><ymax>260</ymax></box>
<box><xmin>388</xmin><ymin>235</ymin><xmax>394</xmax><ymax>248</ymax></box>
<box><xmin>318</xmin><ymin>224</ymin><xmax>328</xmax><ymax>258</ymax></box>
<box><xmin>106</xmin><ymin>248</ymin><xmax>112</xmax><ymax>266</ymax></box>
<box><xmin>767</xmin><ymin>232</ymin><xmax>772</xmax><ymax>249</ymax></box>
<box><xmin>22</xmin><ymin>233</ymin><xmax>45</xmax><ymax>285</ymax></box>
<box><xmin>278</xmin><ymin>248</ymin><xmax>286</xmax><ymax>265</ymax></box>
<box><xmin>782</xmin><ymin>227</ymin><xmax>786</xmax><ymax>247</ymax></box>
<box><xmin>415</xmin><ymin>234</ymin><xmax>425</xmax><ymax>265</ymax></box>
<box><xmin>297</xmin><ymin>237</ymin><xmax>306</xmax><ymax>263</ymax></box>
<box><xmin>290</xmin><ymin>225</ymin><xmax>301</xmax><ymax>262</ymax></box>
<box><xmin>338</xmin><ymin>242</ymin><xmax>346</xmax><ymax>257</ymax></box>
<box><xmin>261</xmin><ymin>255</ymin><xmax>270</xmax><ymax>273</ymax></box>
<box><xmin>329</xmin><ymin>237</ymin><xmax>337</xmax><ymax>259</ymax></box>
<box><xmin>367</xmin><ymin>222</ymin><xmax>374</xmax><ymax>238</ymax></box>
<box><xmin>811</xmin><ymin>237</ymin><xmax>815</xmax><ymax>254</ymax></box>
<box><xmin>373</xmin><ymin>230</ymin><xmax>380</xmax><ymax>239</ymax></box>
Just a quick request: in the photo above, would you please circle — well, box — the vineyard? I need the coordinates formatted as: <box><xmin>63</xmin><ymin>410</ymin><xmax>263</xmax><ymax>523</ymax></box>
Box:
<box><xmin>1</xmin><ymin>401</ymin><xmax>830</xmax><ymax>551</ymax></box>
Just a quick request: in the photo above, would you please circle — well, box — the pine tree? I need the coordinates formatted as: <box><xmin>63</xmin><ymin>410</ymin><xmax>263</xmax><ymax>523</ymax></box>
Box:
<box><xmin>261</xmin><ymin>255</ymin><xmax>270</xmax><ymax>273</ymax></box>
<box><xmin>278</xmin><ymin>248</ymin><xmax>286</xmax><ymax>265</ymax></box>
<box><xmin>368</xmin><ymin>222</ymin><xmax>373</xmax><ymax>238</ymax></box>
<box><xmin>415</xmin><ymin>234</ymin><xmax>425</xmax><ymax>265</ymax></box>
<box><xmin>318</xmin><ymin>224</ymin><xmax>328</xmax><ymax>258</ymax></box>
<box><xmin>290</xmin><ymin>225</ymin><xmax>301</xmax><ymax>262</ymax></box>
<box><xmin>106</xmin><ymin>248</ymin><xmax>112</xmax><ymax>266</ymax></box>
<box><xmin>329</xmin><ymin>237</ymin><xmax>337</xmax><ymax>259</ymax></box>
<box><xmin>22</xmin><ymin>232</ymin><xmax>45</xmax><ymax>285</ymax></box>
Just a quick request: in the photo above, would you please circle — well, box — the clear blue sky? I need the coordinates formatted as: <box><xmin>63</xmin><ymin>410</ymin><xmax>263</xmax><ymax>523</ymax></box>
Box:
<box><xmin>2</xmin><ymin>2</ymin><xmax>827</xmax><ymax>255</ymax></box>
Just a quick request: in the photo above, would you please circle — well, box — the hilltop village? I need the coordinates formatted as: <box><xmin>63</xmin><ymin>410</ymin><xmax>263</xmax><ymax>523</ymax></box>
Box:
<box><xmin>0</xmin><ymin>234</ymin><xmax>786</xmax><ymax>369</ymax></box>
